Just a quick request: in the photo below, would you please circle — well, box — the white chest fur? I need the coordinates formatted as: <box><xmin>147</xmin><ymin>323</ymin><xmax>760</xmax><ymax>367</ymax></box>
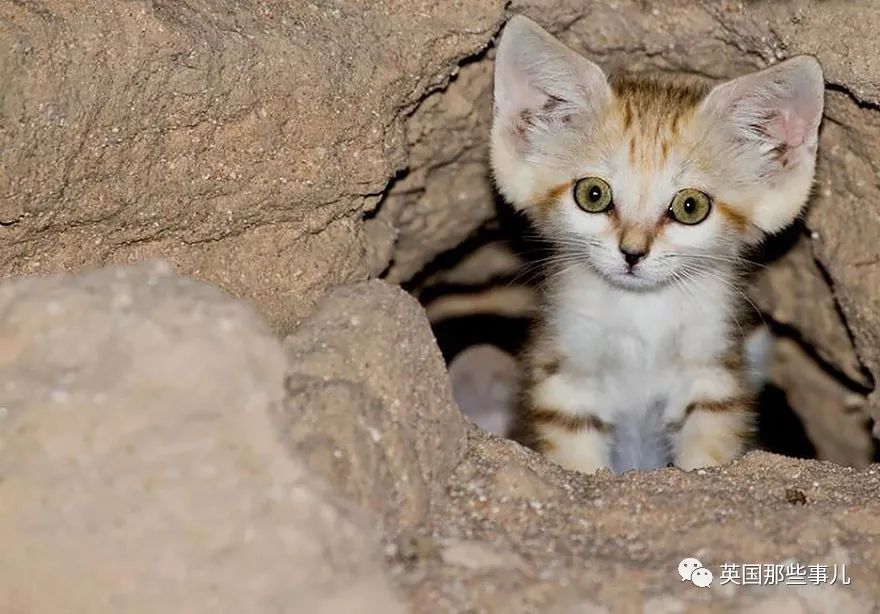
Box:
<box><xmin>545</xmin><ymin>267</ymin><xmax>737</xmax><ymax>424</ymax></box>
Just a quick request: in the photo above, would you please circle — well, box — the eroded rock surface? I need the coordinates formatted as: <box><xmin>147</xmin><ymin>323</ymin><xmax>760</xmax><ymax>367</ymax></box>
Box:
<box><xmin>1</xmin><ymin>264</ymin><xmax>879</xmax><ymax>612</ymax></box>
<box><xmin>3</xmin><ymin>1</ymin><xmax>879</xmax><ymax>425</ymax></box>
<box><xmin>0</xmin><ymin>0</ymin><xmax>505</xmax><ymax>332</ymax></box>
<box><xmin>283</xmin><ymin>280</ymin><xmax>467</xmax><ymax>531</ymax></box>
<box><xmin>5</xmin><ymin>0</ymin><xmax>880</xmax><ymax>611</ymax></box>
<box><xmin>394</xmin><ymin>431</ymin><xmax>880</xmax><ymax>613</ymax></box>
<box><xmin>284</xmin><ymin>278</ymin><xmax>880</xmax><ymax>612</ymax></box>
<box><xmin>768</xmin><ymin>338</ymin><xmax>874</xmax><ymax>467</ymax></box>
<box><xmin>0</xmin><ymin>262</ymin><xmax>402</xmax><ymax>614</ymax></box>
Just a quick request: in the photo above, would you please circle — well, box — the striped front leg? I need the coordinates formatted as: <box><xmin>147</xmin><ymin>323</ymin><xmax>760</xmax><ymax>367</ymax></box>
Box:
<box><xmin>673</xmin><ymin>396</ymin><xmax>755</xmax><ymax>470</ymax></box>
<box><xmin>519</xmin><ymin>370</ymin><xmax>613</xmax><ymax>474</ymax></box>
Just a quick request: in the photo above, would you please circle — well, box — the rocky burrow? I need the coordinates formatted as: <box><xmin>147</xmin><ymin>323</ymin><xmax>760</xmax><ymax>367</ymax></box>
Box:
<box><xmin>2</xmin><ymin>1</ymin><xmax>879</xmax><ymax>431</ymax></box>
<box><xmin>1</xmin><ymin>263</ymin><xmax>877</xmax><ymax>612</ymax></box>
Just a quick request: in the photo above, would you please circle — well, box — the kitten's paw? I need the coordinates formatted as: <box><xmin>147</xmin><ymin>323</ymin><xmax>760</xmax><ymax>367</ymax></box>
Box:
<box><xmin>675</xmin><ymin>447</ymin><xmax>735</xmax><ymax>471</ymax></box>
<box><xmin>673</xmin><ymin>401</ymin><xmax>753</xmax><ymax>471</ymax></box>
<box><xmin>541</xmin><ymin>424</ymin><xmax>611</xmax><ymax>474</ymax></box>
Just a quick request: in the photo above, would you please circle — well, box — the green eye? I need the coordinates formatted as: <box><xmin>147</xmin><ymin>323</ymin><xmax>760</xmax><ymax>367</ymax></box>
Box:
<box><xmin>668</xmin><ymin>189</ymin><xmax>712</xmax><ymax>225</ymax></box>
<box><xmin>573</xmin><ymin>177</ymin><xmax>613</xmax><ymax>213</ymax></box>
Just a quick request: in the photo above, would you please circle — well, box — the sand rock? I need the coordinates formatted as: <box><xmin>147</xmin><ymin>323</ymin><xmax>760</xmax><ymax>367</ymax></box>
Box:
<box><xmin>0</xmin><ymin>262</ymin><xmax>402</xmax><ymax>614</ymax></box>
<box><xmin>768</xmin><ymin>338</ymin><xmax>874</xmax><ymax>467</ymax></box>
<box><xmin>379</xmin><ymin>59</ymin><xmax>499</xmax><ymax>283</ymax></box>
<box><xmin>395</xmin><ymin>433</ymin><xmax>880</xmax><ymax>612</ymax></box>
<box><xmin>283</xmin><ymin>280</ymin><xmax>468</xmax><ymax>530</ymax></box>
<box><xmin>4</xmin><ymin>1</ymin><xmax>880</xmax><ymax>612</ymax></box>
<box><xmin>0</xmin><ymin>0</ymin><xmax>506</xmax><ymax>332</ymax></box>
<box><xmin>3</xmin><ymin>1</ymin><xmax>880</xmax><ymax>427</ymax></box>
<box><xmin>1</xmin><ymin>261</ymin><xmax>878</xmax><ymax>613</ymax></box>
<box><xmin>750</xmin><ymin>239</ymin><xmax>869</xmax><ymax>389</ymax></box>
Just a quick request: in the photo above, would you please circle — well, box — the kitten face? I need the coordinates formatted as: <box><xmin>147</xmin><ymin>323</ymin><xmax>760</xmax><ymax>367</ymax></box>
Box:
<box><xmin>491</xmin><ymin>16</ymin><xmax>824</xmax><ymax>291</ymax></box>
<box><xmin>548</xmin><ymin>79</ymin><xmax>741</xmax><ymax>290</ymax></box>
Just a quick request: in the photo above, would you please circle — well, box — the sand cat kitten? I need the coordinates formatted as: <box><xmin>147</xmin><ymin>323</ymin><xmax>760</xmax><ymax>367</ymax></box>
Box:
<box><xmin>490</xmin><ymin>16</ymin><xmax>824</xmax><ymax>472</ymax></box>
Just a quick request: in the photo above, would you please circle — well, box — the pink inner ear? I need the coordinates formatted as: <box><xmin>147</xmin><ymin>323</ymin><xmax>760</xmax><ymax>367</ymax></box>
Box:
<box><xmin>495</xmin><ymin>58</ymin><xmax>551</xmax><ymax>119</ymax></box>
<box><xmin>770</xmin><ymin>108</ymin><xmax>809</xmax><ymax>148</ymax></box>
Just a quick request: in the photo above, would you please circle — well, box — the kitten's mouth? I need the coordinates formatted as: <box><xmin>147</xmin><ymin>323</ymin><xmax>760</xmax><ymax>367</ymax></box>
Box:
<box><xmin>602</xmin><ymin>267</ymin><xmax>667</xmax><ymax>292</ymax></box>
<box><xmin>614</xmin><ymin>273</ymin><xmax>652</xmax><ymax>289</ymax></box>
<box><xmin>583</xmin><ymin>258</ymin><xmax>669</xmax><ymax>292</ymax></box>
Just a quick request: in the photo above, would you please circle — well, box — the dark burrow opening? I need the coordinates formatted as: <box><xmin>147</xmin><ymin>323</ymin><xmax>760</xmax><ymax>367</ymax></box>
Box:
<box><xmin>406</xmin><ymin>198</ymin><xmax>880</xmax><ymax>467</ymax></box>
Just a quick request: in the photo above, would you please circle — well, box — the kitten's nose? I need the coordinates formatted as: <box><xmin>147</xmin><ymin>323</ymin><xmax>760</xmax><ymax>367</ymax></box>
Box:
<box><xmin>620</xmin><ymin>246</ymin><xmax>647</xmax><ymax>267</ymax></box>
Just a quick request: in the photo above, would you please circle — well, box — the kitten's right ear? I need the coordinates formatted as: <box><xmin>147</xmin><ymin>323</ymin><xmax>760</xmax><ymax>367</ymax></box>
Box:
<box><xmin>491</xmin><ymin>16</ymin><xmax>610</xmax><ymax>208</ymax></box>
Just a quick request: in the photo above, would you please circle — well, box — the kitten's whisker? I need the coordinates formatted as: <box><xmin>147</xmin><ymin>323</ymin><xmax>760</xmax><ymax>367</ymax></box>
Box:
<box><xmin>678</xmin><ymin>262</ymin><xmax>766</xmax><ymax>326</ymax></box>
<box><xmin>506</xmin><ymin>266</ymin><xmax>547</xmax><ymax>287</ymax></box>
<box><xmin>508</xmin><ymin>256</ymin><xmax>581</xmax><ymax>286</ymax></box>
<box><xmin>539</xmin><ymin>261</ymin><xmax>596</xmax><ymax>293</ymax></box>
<box><xmin>676</xmin><ymin>266</ymin><xmax>747</xmax><ymax>339</ymax></box>
<box><xmin>666</xmin><ymin>252</ymin><xmax>767</xmax><ymax>270</ymax></box>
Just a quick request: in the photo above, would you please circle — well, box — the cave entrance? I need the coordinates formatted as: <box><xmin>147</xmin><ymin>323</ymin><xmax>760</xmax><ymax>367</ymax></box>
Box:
<box><xmin>406</xmin><ymin>199</ymin><xmax>879</xmax><ymax>468</ymax></box>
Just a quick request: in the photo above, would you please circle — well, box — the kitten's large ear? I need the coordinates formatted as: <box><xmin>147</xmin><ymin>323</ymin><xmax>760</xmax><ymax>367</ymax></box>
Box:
<box><xmin>491</xmin><ymin>16</ymin><xmax>610</xmax><ymax>208</ymax></box>
<box><xmin>699</xmin><ymin>56</ymin><xmax>824</xmax><ymax>236</ymax></box>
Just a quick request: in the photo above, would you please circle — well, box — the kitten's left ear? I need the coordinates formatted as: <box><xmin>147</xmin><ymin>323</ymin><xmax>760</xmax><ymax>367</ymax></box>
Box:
<box><xmin>699</xmin><ymin>56</ymin><xmax>825</xmax><ymax>237</ymax></box>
